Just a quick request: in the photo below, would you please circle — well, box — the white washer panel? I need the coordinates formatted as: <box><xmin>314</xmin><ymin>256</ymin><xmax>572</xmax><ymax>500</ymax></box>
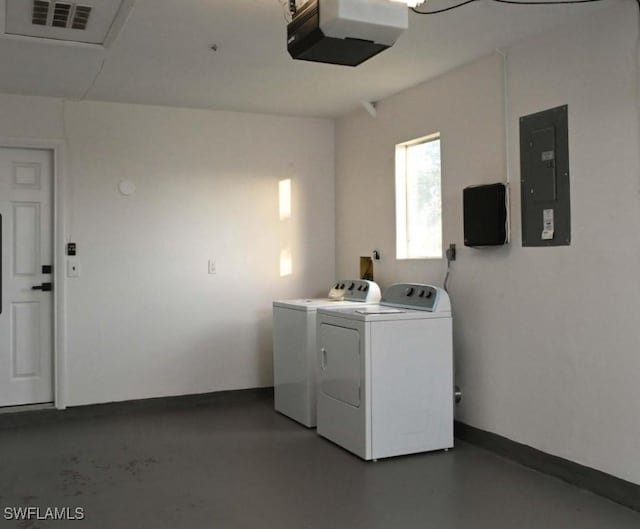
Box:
<box><xmin>273</xmin><ymin>306</ymin><xmax>315</xmax><ymax>426</ymax></box>
<box><xmin>370</xmin><ymin>319</ymin><xmax>453</xmax><ymax>459</ymax></box>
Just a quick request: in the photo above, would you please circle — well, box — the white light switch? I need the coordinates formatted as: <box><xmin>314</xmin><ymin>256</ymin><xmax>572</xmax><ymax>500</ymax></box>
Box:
<box><xmin>208</xmin><ymin>259</ymin><xmax>216</xmax><ymax>275</ymax></box>
<box><xmin>67</xmin><ymin>260</ymin><xmax>80</xmax><ymax>278</ymax></box>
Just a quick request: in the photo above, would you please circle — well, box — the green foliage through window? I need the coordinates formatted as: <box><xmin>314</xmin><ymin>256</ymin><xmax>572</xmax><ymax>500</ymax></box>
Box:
<box><xmin>396</xmin><ymin>134</ymin><xmax>442</xmax><ymax>259</ymax></box>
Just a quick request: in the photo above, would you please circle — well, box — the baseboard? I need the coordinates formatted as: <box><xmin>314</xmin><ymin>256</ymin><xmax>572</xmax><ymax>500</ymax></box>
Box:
<box><xmin>0</xmin><ymin>386</ymin><xmax>274</xmax><ymax>430</ymax></box>
<box><xmin>454</xmin><ymin>421</ymin><xmax>640</xmax><ymax>512</ymax></box>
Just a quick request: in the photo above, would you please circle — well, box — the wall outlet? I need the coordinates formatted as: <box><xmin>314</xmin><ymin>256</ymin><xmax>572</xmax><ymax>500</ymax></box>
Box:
<box><xmin>208</xmin><ymin>259</ymin><xmax>216</xmax><ymax>275</ymax></box>
<box><xmin>67</xmin><ymin>260</ymin><xmax>80</xmax><ymax>278</ymax></box>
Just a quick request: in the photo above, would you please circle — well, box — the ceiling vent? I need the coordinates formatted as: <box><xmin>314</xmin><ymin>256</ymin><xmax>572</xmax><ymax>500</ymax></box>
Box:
<box><xmin>4</xmin><ymin>0</ymin><xmax>134</xmax><ymax>46</ymax></box>
<box><xmin>32</xmin><ymin>0</ymin><xmax>49</xmax><ymax>25</ymax></box>
<box><xmin>30</xmin><ymin>2</ymin><xmax>93</xmax><ymax>30</ymax></box>
<box><xmin>71</xmin><ymin>5</ymin><xmax>92</xmax><ymax>29</ymax></box>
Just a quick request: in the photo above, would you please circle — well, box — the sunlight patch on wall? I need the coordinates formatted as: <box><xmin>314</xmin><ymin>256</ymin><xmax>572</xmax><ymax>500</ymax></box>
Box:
<box><xmin>279</xmin><ymin>178</ymin><xmax>291</xmax><ymax>220</ymax></box>
<box><xmin>279</xmin><ymin>177</ymin><xmax>293</xmax><ymax>276</ymax></box>
<box><xmin>279</xmin><ymin>248</ymin><xmax>292</xmax><ymax>277</ymax></box>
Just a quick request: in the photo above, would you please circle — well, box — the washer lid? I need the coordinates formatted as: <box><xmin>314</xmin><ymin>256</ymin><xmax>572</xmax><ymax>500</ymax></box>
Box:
<box><xmin>273</xmin><ymin>298</ymin><xmax>361</xmax><ymax>312</ymax></box>
<box><xmin>355</xmin><ymin>308</ymin><xmax>404</xmax><ymax>315</ymax></box>
<box><xmin>273</xmin><ymin>279</ymin><xmax>381</xmax><ymax>311</ymax></box>
<box><xmin>317</xmin><ymin>304</ymin><xmax>450</xmax><ymax>322</ymax></box>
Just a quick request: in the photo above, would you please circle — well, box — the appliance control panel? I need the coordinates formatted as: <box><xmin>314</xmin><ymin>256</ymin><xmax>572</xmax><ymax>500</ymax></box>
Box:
<box><xmin>380</xmin><ymin>283</ymin><xmax>447</xmax><ymax>312</ymax></box>
<box><xmin>334</xmin><ymin>279</ymin><xmax>381</xmax><ymax>303</ymax></box>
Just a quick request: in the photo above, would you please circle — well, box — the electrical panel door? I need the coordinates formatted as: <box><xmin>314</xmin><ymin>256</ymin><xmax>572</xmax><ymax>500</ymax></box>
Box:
<box><xmin>520</xmin><ymin>105</ymin><xmax>570</xmax><ymax>246</ymax></box>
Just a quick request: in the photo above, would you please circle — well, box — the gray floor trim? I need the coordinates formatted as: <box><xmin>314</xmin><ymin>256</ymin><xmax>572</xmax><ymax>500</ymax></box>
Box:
<box><xmin>0</xmin><ymin>386</ymin><xmax>273</xmax><ymax>430</ymax></box>
<box><xmin>454</xmin><ymin>420</ymin><xmax>640</xmax><ymax>512</ymax></box>
<box><xmin>0</xmin><ymin>402</ymin><xmax>55</xmax><ymax>414</ymax></box>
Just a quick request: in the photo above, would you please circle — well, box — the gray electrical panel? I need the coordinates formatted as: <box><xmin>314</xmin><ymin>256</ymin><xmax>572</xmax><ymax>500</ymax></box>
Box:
<box><xmin>520</xmin><ymin>105</ymin><xmax>570</xmax><ymax>246</ymax></box>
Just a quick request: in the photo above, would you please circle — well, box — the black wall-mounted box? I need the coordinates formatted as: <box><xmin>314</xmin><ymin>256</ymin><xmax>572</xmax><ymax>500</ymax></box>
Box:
<box><xmin>463</xmin><ymin>183</ymin><xmax>509</xmax><ymax>247</ymax></box>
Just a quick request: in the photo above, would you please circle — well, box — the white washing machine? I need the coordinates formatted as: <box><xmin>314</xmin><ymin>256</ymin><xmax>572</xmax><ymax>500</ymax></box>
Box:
<box><xmin>273</xmin><ymin>279</ymin><xmax>381</xmax><ymax>427</ymax></box>
<box><xmin>316</xmin><ymin>283</ymin><xmax>453</xmax><ymax>460</ymax></box>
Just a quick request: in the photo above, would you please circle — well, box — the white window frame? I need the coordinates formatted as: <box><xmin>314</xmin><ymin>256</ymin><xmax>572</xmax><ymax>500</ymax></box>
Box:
<box><xmin>395</xmin><ymin>132</ymin><xmax>442</xmax><ymax>260</ymax></box>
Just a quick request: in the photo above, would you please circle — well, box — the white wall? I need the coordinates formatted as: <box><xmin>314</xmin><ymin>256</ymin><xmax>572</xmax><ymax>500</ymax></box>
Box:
<box><xmin>0</xmin><ymin>95</ymin><xmax>335</xmax><ymax>406</ymax></box>
<box><xmin>335</xmin><ymin>2</ymin><xmax>640</xmax><ymax>485</ymax></box>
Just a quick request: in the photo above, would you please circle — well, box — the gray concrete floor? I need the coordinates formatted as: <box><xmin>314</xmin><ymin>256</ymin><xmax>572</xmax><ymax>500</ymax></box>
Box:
<box><xmin>1</xmin><ymin>395</ymin><xmax>639</xmax><ymax>529</ymax></box>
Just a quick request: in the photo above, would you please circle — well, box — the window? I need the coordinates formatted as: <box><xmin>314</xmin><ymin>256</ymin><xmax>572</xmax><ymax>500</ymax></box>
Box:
<box><xmin>395</xmin><ymin>133</ymin><xmax>442</xmax><ymax>259</ymax></box>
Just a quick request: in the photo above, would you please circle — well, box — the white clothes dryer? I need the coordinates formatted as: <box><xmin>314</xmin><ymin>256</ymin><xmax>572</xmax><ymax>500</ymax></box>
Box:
<box><xmin>273</xmin><ymin>279</ymin><xmax>381</xmax><ymax>427</ymax></box>
<box><xmin>316</xmin><ymin>283</ymin><xmax>453</xmax><ymax>460</ymax></box>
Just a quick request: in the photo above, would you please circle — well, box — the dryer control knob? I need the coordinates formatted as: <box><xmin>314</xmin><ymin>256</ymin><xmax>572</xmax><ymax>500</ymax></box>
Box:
<box><xmin>405</xmin><ymin>287</ymin><xmax>415</xmax><ymax>296</ymax></box>
<box><xmin>348</xmin><ymin>283</ymin><xmax>355</xmax><ymax>290</ymax></box>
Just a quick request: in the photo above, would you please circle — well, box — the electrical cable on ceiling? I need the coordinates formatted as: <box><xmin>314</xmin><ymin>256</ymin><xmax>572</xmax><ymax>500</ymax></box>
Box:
<box><xmin>492</xmin><ymin>0</ymin><xmax>604</xmax><ymax>4</ymax></box>
<box><xmin>411</xmin><ymin>0</ymin><xmax>477</xmax><ymax>14</ymax></box>
<box><xmin>282</xmin><ymin>0</ymin><xmax>631</xmax><ymax>21</ymax></box>
<box><xmin>282</xmin><ymin>0</ymin><xmax>640</xmax><ymax>18</ymax></box>
<box><xmin>411</xmin><ymin>0</ymin><xmax>606</xmax><ymax>15</ymax></box>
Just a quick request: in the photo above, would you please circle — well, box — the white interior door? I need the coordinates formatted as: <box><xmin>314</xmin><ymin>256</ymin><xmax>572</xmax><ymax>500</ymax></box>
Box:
<box><xmin>0</xmin><ymin>147</ymin><xmax>54</xmax><ymax>407</ymax></box>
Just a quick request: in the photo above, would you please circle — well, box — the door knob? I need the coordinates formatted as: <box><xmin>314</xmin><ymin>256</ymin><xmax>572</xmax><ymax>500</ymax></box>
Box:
<box><xmin>32</xmin><ymin>282</ymin><xmax>52</xmax><ymax>292</ymax></box>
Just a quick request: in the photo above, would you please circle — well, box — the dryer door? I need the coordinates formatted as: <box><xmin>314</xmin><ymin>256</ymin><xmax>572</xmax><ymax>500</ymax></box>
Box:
<box><xmin>318</xmin><ymin>323</ymin><xmax>361</xmax><ymax>407</ymax></box>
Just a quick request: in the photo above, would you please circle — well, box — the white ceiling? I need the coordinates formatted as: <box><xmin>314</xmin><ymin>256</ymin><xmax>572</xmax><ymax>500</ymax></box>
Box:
<box><xmin>0</xmin><ymin>0</ymin><xmax>617</xmax><ymax>118</ymax></box>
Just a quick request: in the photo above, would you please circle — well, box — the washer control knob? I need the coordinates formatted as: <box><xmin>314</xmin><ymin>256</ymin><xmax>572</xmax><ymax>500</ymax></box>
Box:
<box><xmin>405</xmin><ymin>287</ymin><xmax>415</xmax><ymax>296</ymax></box>
<box><xmin>340</xmin><ymin>283</ymin><xmax>345</xmax><ymax>289</ymax></box>
<box><xmin>363</xmin><ymin>284</ymin><xmax>368</xmax><ymax>291</ymax></box>
<box><xmin>334</xmin><ymin>283</ymin><xmax>340</xmax><ymax>289</ymax></box>
<box><xmin>418</xmin><ymin>290</ymin><xmax>425</xmax><ymax>298</ymax></box>
<box><xmin>348</xmin><ymin>282</ymin><xmax>355</xmax><ymax>290</ymax></box>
